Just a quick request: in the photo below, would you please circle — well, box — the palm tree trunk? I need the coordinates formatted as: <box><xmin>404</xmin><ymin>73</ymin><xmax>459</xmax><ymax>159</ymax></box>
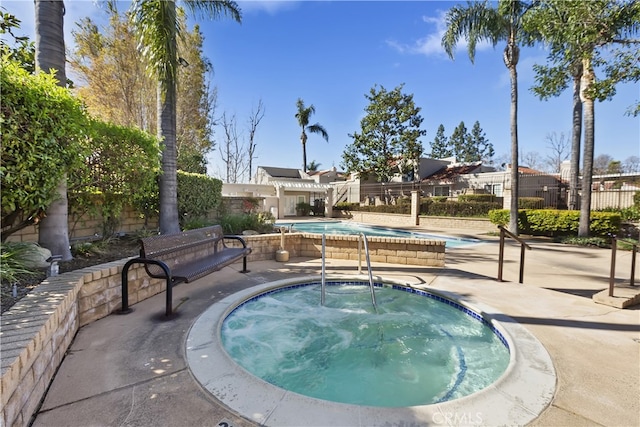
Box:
<box><xmin>569</xmin><ymin>63</ymin><xmax>583</xmax><ymax>211</ymax></box>
<box><xmin>579</xmin><ymin>58</ymin><xmax>595</xmax><ymax>237</ymax></box>
<box><xmin>505</xmin><ymin>39</ymin><xmax>520</xmax><ymax>235</ymax></box>
<box><xmin>158</xmin><ymin>80</ymin><xmax>181</xmax><ymax>234</ymax></box>
<box><xmin>35</xmin><ymin>0</ymin><xmax>73</xmax><ymax>260</ymax></box>
<box><xmin>157</xmin><ymin>1</ymin><xmax>180</xmax><ymax>234</ymax></box>
<box><xmin>301</xmin><ymin>132</ymin><xmax>308</xmax><ymax>172</ymax></box>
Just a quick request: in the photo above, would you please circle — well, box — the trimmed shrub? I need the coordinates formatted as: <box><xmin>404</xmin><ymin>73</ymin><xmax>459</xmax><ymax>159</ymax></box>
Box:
<box><xmin>177</xmin><ymin>172</ymin><xmax>223</xmax><ymax>227</ymax></box>
<box><xmin>488</xmin><ymin>209</ymin><xmax>621</xmax><ymax>236</ymax></box>
<box><xmin>458</xmin><ymin>194</ymin><xmax>495</xmax><ymax>203</ymax></box>
<box><xmin>422</xmin><ymin>200</ymin><xmax>501</xmax><ymax>217</ymax></box>
<box><xmin>518</xmin><ymin>197</ymin><xmax>545</xmax><ymax>209</ymax></box>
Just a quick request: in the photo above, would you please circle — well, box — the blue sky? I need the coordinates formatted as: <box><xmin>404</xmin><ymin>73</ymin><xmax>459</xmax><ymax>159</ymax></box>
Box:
<box><xmin>5</xmin><ymin>0</ymin><xmax>639</xmax><ymax>179</ymax></box>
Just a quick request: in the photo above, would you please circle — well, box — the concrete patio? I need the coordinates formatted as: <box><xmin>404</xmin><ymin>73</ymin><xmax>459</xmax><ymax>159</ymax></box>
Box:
<box><xmin>30</xmin><ymin>231</ymin><xmax>640</xmax><ymax>426</ymax></box>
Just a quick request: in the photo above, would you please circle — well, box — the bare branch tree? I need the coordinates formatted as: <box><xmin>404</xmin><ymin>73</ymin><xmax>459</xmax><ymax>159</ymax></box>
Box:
<box><xmin>247</xmin><ymin>99</ymin><xmax>265</xmax><ymax>182</ymax></box>
<box><xmin>544</xmin><ymin>131</ymin><xmax>570</xmax><ymax>173</ymax></box>
<box><xmin>219</xmin><ymin>112</ymin><xmax>247</xmax><ymax>183</ymax></box>
<box><xmin>623</xmin><ymin>155</ymin><xmax>640</xmax><ymax>173</ymax></box>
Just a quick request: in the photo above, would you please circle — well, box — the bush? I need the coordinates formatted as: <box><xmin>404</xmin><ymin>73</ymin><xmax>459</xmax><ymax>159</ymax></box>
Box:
<box><xmin>421</xmin><ymin>200</ymin><xmax>501</xmax><ymax>217</ymax></box>
<box><xmin>0</xmin><ymin>242</ymin><xmax>39</xmax><ymax>284</ymax></box>
<box><xmin>69</xmin><ymin>119</ymin><xmax>161</xmax><ymax>238</ymax></box>
<box><xmin>488</xmin><ymin>209</ymin><xmax>621</xmax><ymax>236</ymax></box>
<box><xmin>218</xmin><ymin>212</ymin><xmax>275</xmax><ymax>234</ymax></box>
<box><xmin>177</xmin><ymin>171</ymin><xmax>223</xmax><ymax>227</ymax></box>
<box><xmin>335</xmin><ymin>202</ymin><xmax>359</xmax><ymax>211</ymax></box>
<box><xmin>1</xmin><ymin>57</ymin><xmax>88</xmax><ymax>241</ymax></box>
<box><xmin>458</xmin><ymin>194</ymin><xmax>495</xmax><ymax>203</ymax></box>
<box><xmin>518</xmin><ymin>197</ymin><xmax>545</xmax><ymax>209</ymax></box>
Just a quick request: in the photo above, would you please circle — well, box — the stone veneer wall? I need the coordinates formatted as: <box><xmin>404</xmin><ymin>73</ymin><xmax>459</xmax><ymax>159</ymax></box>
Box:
<box><xmin>0</xmin><ymin>232</ymin><xmax>444</xmax><ymax>427</ymax></box>
<box><xmin>349</xmin><ymin>211</ymin><xmax>496</xmax><ymax>232</ymax></box>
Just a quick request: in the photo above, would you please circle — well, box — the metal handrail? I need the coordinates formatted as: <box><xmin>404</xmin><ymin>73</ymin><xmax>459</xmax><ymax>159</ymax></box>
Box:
<box><xmin>497</xmin><ymin>225</ymin><xmax>532</xmax><ymax>284</ymax></box>
<box><xmin>360</xmin><ymin>233</ymin><xmax>378</xmax><ymax>313</ymax></box>
<box><xmin>609</xmin><ymin>236</ymin><xmax>639</xmax><ymax>296</ymax></box>
<box><xmin>321</xmin><ymin>233</ymin><xmax>326</xmax><ymax>305</ymax></box>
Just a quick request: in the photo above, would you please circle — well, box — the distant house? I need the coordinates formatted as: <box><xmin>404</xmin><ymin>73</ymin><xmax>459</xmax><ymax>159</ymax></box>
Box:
<box><xmin>222</xmin><ymin>166</ymin><xmax>346</xmax><ymax>218</ymax></box>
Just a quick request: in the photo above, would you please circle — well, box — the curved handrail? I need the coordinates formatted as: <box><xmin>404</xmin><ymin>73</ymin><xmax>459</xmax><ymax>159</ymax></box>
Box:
<box><xmin>321</xmin><ymin>233</ymin><xmax>326</xmax><ymax>306</ymax></box>
<box><xmin>497</xmin><ymin>226</ymin><xmax>532</xmax><ymax>284</ymax></box>
<box><xmin>360</xmin><ymin>233</ymin><xmax>378</xmax><ymax>313</ymax></box>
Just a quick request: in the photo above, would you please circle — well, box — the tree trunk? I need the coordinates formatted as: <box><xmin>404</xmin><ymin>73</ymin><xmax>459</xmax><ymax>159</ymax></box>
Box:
<box><xmin>157</xmin><ymin>2</ymin><xmax>181</xmax><ymax>234</ymax></box>
<box><xmin>301</xmin><ymin>131</ymin><xmax>308</xmax><ymax>172</ymax></box>
<box><xmin>35</xmin><ymin>0</ymin><xmax>73</xmax><ymax>260</ymax></box>
<box><xmin>569</xmin><ymin>63</ymin><xmax>583</xmax><ymax>211</ymax></box>
<box><xmin>579</xmin><ymin>58</ymin><xmax>595</xmax><ymax>237</ymax></box>
<box><xmin>505</xmin><ymin>41</ymin><xmax>520</xmax><ymax>236</ymax></box>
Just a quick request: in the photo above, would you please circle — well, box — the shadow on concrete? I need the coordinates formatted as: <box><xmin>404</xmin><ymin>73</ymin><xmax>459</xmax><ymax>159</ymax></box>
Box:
<box><xmin>491</xmin><ymin>313</ymin><xmax>640</xmax><ymax>332</ymax></box>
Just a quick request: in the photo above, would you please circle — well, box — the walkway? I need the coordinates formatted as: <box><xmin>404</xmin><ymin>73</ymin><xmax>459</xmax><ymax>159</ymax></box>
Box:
<box><xmin>32</xmin><ymin>233</ymin><xmax>639</xmax><ymax>426</ymax></box>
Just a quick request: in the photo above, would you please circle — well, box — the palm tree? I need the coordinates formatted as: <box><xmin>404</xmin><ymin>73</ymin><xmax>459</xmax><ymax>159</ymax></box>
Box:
<box><xmin>295</xmin><ymin>98</ymin><xmax>328</xmax><ymax>173</ymax></box>
<box><xmin>442</xmin><ymin>0</ymin><xmax>532</xmax><ymax>235</ymax></box>
<box><xmin>130</xmin><ymin>0</ymin><xmax>241</xmax><ymax>234</ymax></box>
<box><xmin>307</xmin><ymin>160</ymin><xmax>321</xmax><ymax>172</ymax></box>
<box><xmin>34</xmin><ymin>0</ymin><xmax>72</xmax><ymax>260</ymax></box>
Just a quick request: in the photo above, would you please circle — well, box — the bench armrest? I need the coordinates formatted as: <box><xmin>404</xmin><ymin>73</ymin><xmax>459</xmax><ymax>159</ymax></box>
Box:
<box><xmin>222</xmin><ymin>234</ymin><xmax>248</xmax><ymax>248</ymax></box>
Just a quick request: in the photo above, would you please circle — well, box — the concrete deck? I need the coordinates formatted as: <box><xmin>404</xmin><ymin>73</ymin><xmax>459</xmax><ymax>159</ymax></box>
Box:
<box><xmin>31</xmin><ymin>231</ymin><xmax>640</xmax><ymax>426</ymax></box>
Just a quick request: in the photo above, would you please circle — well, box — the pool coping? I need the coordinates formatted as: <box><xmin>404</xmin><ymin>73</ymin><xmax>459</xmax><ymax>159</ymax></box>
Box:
<box><xmin>186</xmin><ymin>275</ymin><xmax>556</xmax><ymax>427</ymax></box>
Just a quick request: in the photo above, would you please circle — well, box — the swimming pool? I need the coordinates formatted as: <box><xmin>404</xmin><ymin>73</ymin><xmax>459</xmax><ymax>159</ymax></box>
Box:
<box><xmin>275</xmin><ymin>220</ymin><xmax>480</xmax><ymax>248</ymax></box>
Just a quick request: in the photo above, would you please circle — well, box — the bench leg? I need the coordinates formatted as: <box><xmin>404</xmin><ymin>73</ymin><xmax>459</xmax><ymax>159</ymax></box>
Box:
<box><xmin>240</xmin><ymin>256</ymin><xmax>249</xmax><ymax>273</ymax></box>
<box><xmin>166</xmin><ymin>277</ymin><xmax>173</xmax><ymax>316</ymax></box>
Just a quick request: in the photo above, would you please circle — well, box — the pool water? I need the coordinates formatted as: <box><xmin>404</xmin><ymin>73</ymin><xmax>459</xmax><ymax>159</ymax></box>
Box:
<box><xmin>275</xmin><ymin>221</ymin><xmax>480</xmax><ymax>248</ymax></box>
<box><xmin>221</xmin><ymin>282</ymin><xmax>510</xmax><ymax>407</ymax></box>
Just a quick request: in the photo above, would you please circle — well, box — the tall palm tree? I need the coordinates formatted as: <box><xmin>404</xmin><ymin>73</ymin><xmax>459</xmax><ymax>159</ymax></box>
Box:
<box><xmin>442</xmin><ymin>0</ymin><xmax>532</xmax><ymax>235</ymax></box>
<box><xmin>34</xmin><ymin>0</ymin><xmax>72</xmax><ymax>260</ymax></box>
<box><xmin>295</xmin><ymin>98</ymin><xmax>328</xmax><ymax>173</ymax></box>
<box><xmin>130</xmin><ymin>0</ymin><xmax>241</xmax><ymax>234</ymax></box>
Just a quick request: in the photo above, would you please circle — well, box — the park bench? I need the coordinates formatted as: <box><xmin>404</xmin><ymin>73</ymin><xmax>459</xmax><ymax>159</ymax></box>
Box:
<box><xmin>120</xmin><ymin>225</ymin><xmax>251</xmax><ymax>316</ymax></box>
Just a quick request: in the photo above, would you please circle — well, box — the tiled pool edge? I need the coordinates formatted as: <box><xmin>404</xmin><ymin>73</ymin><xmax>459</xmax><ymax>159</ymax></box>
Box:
<box><xmin>186</xmin><ymin>275</ymin><xmax>556</xmax><ymax>427</ymax></box>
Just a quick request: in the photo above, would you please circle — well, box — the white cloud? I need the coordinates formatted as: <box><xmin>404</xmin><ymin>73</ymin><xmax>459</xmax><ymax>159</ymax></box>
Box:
<box><xmin>387</xmin><ymin>9</ymin><xmax>494</xmax><ymax>59</ymax></box>
<box><xmin>237</xmin><ymin>0</ymin><xmax>300</xmax><ymax>15</ymax></box>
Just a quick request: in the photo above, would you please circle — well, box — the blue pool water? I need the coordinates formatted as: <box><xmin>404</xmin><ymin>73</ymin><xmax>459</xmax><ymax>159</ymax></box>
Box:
<box><xmin>275</xmin><ymin>221</ymin><xmax>480</xmax><ymax>248</ymax></box>
<box><xmin>222</xmin><ymin>281</ymin><xmax>510</xmax><ymax>407</ymax></box>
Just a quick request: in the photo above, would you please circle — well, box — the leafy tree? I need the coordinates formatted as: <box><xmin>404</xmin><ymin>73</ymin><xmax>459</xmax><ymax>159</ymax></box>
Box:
<box><xmin>468</xmin><ymin>120</ymin><xmax>494</xmax><ymax>163</ymax></box>
<box><xmin>1</xmin><ymin>58</ymin><xmax>88</xmax><ymax>242</ymax></box>
<box><xmin>295</xmin><ymin>98</ymin><xmax>329</xmax><ymax>173</ymax></box>
<box><xmin>70</xmin><ymin>6</ymin><xmax>218</xmax><ymax>175</ymax></box>
<box><xmin>342</xmin><ymin>84</ymin><xmax>425</xmax><ymax>183</ymax></box>
<box><xmin>442</xmin><ymin>0</ymin><xmax>534</xmax><ymax>235</ymax></box>
<box><xmin>0</xmin><ymin>11</ymin><xmax>34</xmax><ymax>73</ymax></box>
<box><xmin>130</xmin><ymin>0</ymin><xmax>241</xmax><ymax>234</ymax></box>
<box><xmin>449</xmin><ymin>122</ymin><xmax>468</xmax><ymax>161</ymax></box>
<box><xmin>524</xmin><ymin>0</ymin><xmax>640</xmax><ymax>236</ymax></box>
<box><xmin>34</xmin><ymin>0</ymin><xmax>73</xmax><ymax>258</ymax></box>
<box><xmin>430</xmin><ymin>124</ymin><xmax>452</xmax><ymax>159</ymax></box>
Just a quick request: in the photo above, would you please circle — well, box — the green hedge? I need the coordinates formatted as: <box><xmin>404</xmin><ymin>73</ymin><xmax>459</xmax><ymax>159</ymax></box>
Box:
<box><xmin>488</xmin><ymin>209</ymin><xmax>621</xmax><ymax>236</ymax></box>
<box><xmin>421</xmin><ymin>199</ymin><xmax>502</xmax><ymax>217</ymax></box>
<box><xmin>519</xmin><ymin>197</ymin><xmax>545</xmax><ymax>209</ymax></box>
<box><xmin>177</xmin><ymin>171</ymin><xmax>223</xmax><ymax>226</ymax></box>
<box><xmin>458</xmin><ymin>194</ymin><xmax>496</xmax><ymax>203</ymax></box>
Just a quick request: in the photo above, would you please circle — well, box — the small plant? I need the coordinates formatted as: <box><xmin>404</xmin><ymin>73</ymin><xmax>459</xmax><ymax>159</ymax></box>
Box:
<box><xmin>0</xmin><ymin>242</ymin><xmax>39</xmax><ymax>284</ymax></box>
<box><xmin>296</xmin><ymin>202</ymin><xmax>312</xmax><ymax>216</ymax></box>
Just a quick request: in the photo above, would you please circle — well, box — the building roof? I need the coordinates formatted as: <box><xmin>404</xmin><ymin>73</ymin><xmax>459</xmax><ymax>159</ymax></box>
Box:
<box><xmin>270</xmin><ymin>179</ymin><xmax>331</xmax><ymax>191</ymax></box>
<box><xmin>421</xmin><ymin>162</ymin><xmax>483</xmax><ymax>181</ymax></box>
<box><xmin>259</xmin><ymin>166</ymin><xmax>302</xmax><ymax>179</ymax></box>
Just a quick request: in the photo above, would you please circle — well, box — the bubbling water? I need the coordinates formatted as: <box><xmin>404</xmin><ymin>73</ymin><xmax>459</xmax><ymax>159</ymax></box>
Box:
<box><xmin>221</xmin><ymin>282</ymin><xmax>510</xmax><ymax>407</ymax></box>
